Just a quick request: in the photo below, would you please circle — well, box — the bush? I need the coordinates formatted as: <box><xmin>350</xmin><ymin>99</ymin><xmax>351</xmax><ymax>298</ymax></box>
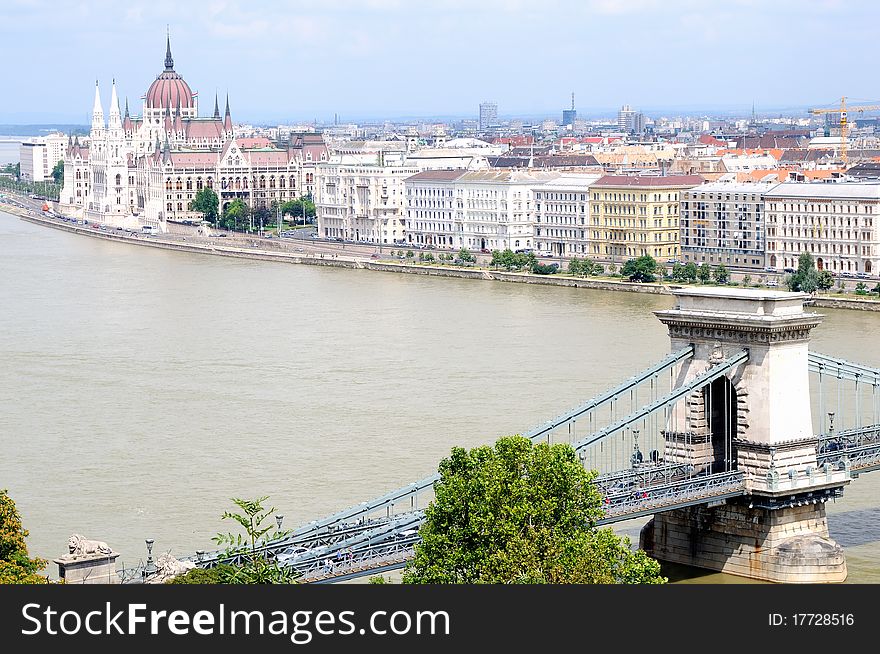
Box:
<box><xmin>167</xmin><ymin>564</ymin><xmax>239</xmax><ymax>584</ymax></box>
<box><xmin>532</xmin><ymin>262</ymin><xmax>558</xmax><ymax>275</ymax></box>
<box><xmin>855</xmin><ymin>282</ymin><xmax>868</xmax><ymax>296</ymax></box>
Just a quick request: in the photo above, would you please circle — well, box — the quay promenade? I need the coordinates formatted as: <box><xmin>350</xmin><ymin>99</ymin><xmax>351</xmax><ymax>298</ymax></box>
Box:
<box><xmin>3</xmin><ymin>200</ymin><xmax>880</xmax><ymax>313</ymax></box>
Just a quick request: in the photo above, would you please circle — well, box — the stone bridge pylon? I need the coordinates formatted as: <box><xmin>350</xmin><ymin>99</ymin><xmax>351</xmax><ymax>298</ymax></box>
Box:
<box><xmin>640</xmin><ymin>287</ymin><xmax>848</xmax><ymax>583</ymax></box>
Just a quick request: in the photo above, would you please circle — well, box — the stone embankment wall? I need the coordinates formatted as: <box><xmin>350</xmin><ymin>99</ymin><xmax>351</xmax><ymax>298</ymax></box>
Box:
<box><xmin>10</xmin><ymin>210</ymin><xmax>880</xmax><ymax>310</ymax></box>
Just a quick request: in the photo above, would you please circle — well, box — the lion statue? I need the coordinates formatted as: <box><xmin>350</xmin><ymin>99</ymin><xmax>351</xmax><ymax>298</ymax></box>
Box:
<box><xmin>67</xmin><ymin>534</ymin><xmax>113</xmax><ymax>558</ymax></box>
<box><xmin>145</xmin><ymin>552</ymin><xmax>197</xmax><ymax>583</ymax></box>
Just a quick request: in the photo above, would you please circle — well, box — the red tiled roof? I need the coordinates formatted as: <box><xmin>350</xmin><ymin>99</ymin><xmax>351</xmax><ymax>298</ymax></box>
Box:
<box><xmin>170</xmin><ymin>152</ymin><xmax>219</xmax><ymax>166</ymax></box>
<box><xmin>184</xmin><ymin>119</ymin><xmax>224</xmax><ymax>139</ymax></box>
<box><xmin>247</xmin><ymin>150</ymin><xmax>292</xmax><ymax>165</ymax></box>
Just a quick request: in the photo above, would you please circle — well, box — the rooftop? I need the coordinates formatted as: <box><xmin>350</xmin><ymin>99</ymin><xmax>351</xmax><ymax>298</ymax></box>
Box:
<box><xmin>764</xmin><ymin>181</ymin><xmax>880</xmax><ymax>200</ymax></box>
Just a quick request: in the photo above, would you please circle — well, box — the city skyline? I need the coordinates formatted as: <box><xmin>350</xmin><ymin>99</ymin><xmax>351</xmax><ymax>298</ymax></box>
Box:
<box><xmin>0</xmin><ymin>0</ymin><xmax>877</xmax><ymax>124</ymax></box>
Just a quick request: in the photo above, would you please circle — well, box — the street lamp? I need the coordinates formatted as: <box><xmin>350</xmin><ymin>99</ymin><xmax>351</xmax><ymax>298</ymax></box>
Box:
<box><xmin>275</xmin><ymin>514</ymin><xmax>284</xmax><ymax>531</ymax></box>
<box><xmin>144</xmin><ymin>538</ymin><xmax>157</xmax><ymax>576</ymax></box>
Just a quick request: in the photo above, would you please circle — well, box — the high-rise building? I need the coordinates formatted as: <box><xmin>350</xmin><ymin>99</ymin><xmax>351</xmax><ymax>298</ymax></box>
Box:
<box><xmin>562</xmin><ymin>92</ymin><xmax>577</xmax><ymax>128</ymax></box>
<box><xmin>479</xmin><ymin>101</ymin><xmax>498</xmax><ymax>130</ymax></box>
<box><xmin>617</xmin><ymin>104</ymin><xmax>645</xmax><ymax>134</ymax></box>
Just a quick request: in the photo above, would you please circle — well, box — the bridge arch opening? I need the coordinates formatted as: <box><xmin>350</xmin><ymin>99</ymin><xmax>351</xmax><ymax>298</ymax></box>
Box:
<box><xmin>704</xmin><ymin>376</ymin><xmax>737</xmax><ymax>473</ymax></box>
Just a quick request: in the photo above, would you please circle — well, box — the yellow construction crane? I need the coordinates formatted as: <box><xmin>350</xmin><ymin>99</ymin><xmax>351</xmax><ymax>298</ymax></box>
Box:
<box><xmin>809</xmin><ymin>96</ymin><xmax>880</xmax><ymax>166</ymax></box>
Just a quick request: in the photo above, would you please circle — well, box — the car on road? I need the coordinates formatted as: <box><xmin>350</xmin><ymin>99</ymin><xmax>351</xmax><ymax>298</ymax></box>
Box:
<box><xmin>480</xmin><ymin>248</ymin><xmax>491</xmax><ymax>254</ymax></box>
<box><xmin>540</xmin><ymin>252</ymin><xmax>554</xmax><ymax>258</ymax></box>
<box><xmin>395</xmin><ymin>528</ymin><xmax>419</xmax><ymax>540</ymax></box>
<box><xmin>370</xmin><ymin>253</ymin><xmax>380</xmax><ymax>258</ymax></box>
<box><xmin>783</xmin><ymin>267</ymin><xmax>795</xmax><ymax>273</ymax></box>
<box><xmin>276</xmin><ymin>546</ymin><xmax>311</xmax><ymax>563</ymax></box>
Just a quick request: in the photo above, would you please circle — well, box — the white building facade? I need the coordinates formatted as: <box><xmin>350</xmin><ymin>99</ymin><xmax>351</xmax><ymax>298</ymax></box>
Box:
<box><xmin>764</xmin><ymin>182</ymin><xmax>880</xmax><ymax>276</ymax></box>
<box><xmin>533</xmin><ymin>174</ymin><xmax>601</xmax><ymax>257</ymax></box>
<box><xmin>315</xmin><ymin>161</ymin><xmax>418</xmax><ymax>244</ymax></box>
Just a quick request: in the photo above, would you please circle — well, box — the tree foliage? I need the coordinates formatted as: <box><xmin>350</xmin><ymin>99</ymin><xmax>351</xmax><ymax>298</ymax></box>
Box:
<box><xmin>568</xmin><ymin>257</ymin><xmax>602</xmax><ymax>277</ymax></box>
<box><xmin>219</xmin><ymin>198</ymin><xmax>249</xmax><ymax>231</ymax></box>
<box><xmin>697</xmin><ymin>263</ymin><xmax>711</xmax><ymax>284</ymax></box>
<box><xmin>212</xmin><ymin>496</ymin><xmax>298</xmax><ymax>584</ymax></box>
<box><xmin>817</xmin><ymin>270</ymin><xmax>834</xmax><ymax>291</ymax></box>
<box><xmin>620</xmin><ymin>255</ymin><xmax>658</xmax><ymax>283</ymax></box>
<box><xmin>0</xmin><ymin>489</ymin><xmax>48</xmax><ymax>584</ymax></box>
<box><xmin>189</xmin><ymin>187</ymin><xmax>220</xmax><ymax>225</ymax></box>
<box><xmin>490</xmin><ymin>249</ymin><xmax>536</xmax><ymax>271</ymax></box>
<box><xmin>787</xmin><ymin>252</ymin><xmax>820</xmax><ymax>293</ymax></box>
<box><xmin>402</xmin><ymin>436</ymin><xmax>666</xmax><ymax>584</ymax></box>
<box><xmin>51</xmin><ymin>160</ymin><xmax>64</xmax><ymax>184</ymax></box>
<box><xmin>457</xmin><ymin>248</ymin><xmax>476</xmax><ymax>264</ymax></box>
<box><xmin>280</xmin><ymin>197</ymin><xmax>316</xmax><ymax>224</ymax></box>
<box><xmin>712</xmin><ymin>264</ymin><xmax>730</xmax><ymax>284</ymax></box>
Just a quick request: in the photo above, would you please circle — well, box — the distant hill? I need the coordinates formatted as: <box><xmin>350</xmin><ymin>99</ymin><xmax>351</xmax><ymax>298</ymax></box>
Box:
<box><xmin>0</xmin><ymin>124</ymin><xmax>89</xmax><ymax>138</ymax></box>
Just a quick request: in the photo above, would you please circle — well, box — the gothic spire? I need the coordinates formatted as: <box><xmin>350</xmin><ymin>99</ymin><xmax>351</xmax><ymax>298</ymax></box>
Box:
<box><xmin>213</xmin><ymin>92</ymin><xmax>220</xmax><ymax>119</ymax></box>
<box><xmin>165</xmin><ymin>27</ymin><xmax>174</xmax><ymax>71</ymax></box>
<box><xmin>124</xmin><ymin>97</ymin><xmax>130</xmax><ymax>118</ymax></box>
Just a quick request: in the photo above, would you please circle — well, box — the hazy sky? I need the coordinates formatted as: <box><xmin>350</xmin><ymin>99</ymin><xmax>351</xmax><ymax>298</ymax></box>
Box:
<box><xmin>1</xmin><ymin>0</ymin><xmax>877</xmax><ymax>124</ymax></box>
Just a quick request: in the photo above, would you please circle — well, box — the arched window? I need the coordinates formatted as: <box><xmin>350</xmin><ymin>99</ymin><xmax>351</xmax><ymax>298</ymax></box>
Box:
<box><xmin>289</xmin><ymin>175</ymin><xmax>296</xmax><ymax>189</ymax></box>
<box><xmin>186</xmin><ymin>179</ymin><xmax>192</xmax><ymax>190</ymax></box>
<box><xmin>166</xmin><ymin>179</ymin><xmax>173</xmax><ymax>191</ymax></box>
<box><xmin>243</xmin><ymin>178</ymin><xmax>248</xmax><ymax>189</ymax></box>
<box><xmin>115</xmin><ymin>174</ymin><xmax>121</xmax><ymax>186</ymax></box>
<box><xmin>167</xmin><ymin>202</ymin><xmax>173</xmax><ymax>211</ymax></box>
<box><xmin>235</xmin><ymin>177</ymin><xmax>241</xmax><ymax>190</ymax></box>
<box><xmin>279</xmin><ymin>176</ymin><xmax>286</xmax><ymax>188</ymax></box>
<box><xmin>176</xmin><ymin>178</ymin><xmax>183</xmax><ymax>191</ymax></box>
<box><xmin>177</xmin><ymin>202</ymin><xmax>183</xmax><ymax>211</ymax></box>
<box><xmin>260</xmin><ymin>176</ymin><xmax>266</xmax><ymax>189</ymax></box>
<box><xmin>196</xmin><ymin>178</ymin><xmax>203</xmax><ymax>190</ymax></box>
<box><xmin>76</xmin><ymin>171</ymin><xmax>81</xmax><ymax>180</ymax></box>
<box><xmin>206</xmin><ymin>178</ymin><xmax>213</xmax><ymax>189</ymax></box>
<box><xmin>269</xmin><ymin>177</ymin><xmax>276</xmax><ymax>189</ymax></box>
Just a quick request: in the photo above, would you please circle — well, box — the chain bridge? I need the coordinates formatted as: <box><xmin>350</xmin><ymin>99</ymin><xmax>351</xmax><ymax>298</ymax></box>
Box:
<box><xmin>121</xmin><ymin>288</ymin><xmax>880</xmax><ymax>584</ymax></box>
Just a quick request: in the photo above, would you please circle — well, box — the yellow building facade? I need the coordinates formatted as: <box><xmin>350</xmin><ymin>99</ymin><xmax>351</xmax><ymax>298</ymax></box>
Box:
<box><xmin>590</xmin><ymin>175</ymin><xmax>703</xmax><ymax>264</ymax></box>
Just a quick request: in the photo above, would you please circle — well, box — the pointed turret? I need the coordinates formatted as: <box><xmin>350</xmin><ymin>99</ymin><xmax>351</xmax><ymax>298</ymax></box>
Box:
<box><xmin>108</xmin><ymin>78</ymin><xmax>122</xmax><ymax>132</ymax></box>
<box><xmin>122</xmin><ymin>97</ymin><xmax>133</xmax><ymax>132</ymax></box>
<box><xmin>174</xmin><ymin>96</ymin><xmax>184</xmax><ymax>133</ymax></box>
<box><xmin>91</xmin><ymin>80</ymin><xmax>105</xmax><ymax>136</ymax></box>
<box><xmin>165</xmin><ymin>28</ymin><xmax>174</xmax><ymax>71</ymax></box>
<box><xmin>213</xmin><ymin>92</ymin><xmax>220</xmax><ymax>119</ymax></box>
<box><xmin>162</xmin><ymin>134</ymin><xmax>172</xmax><ymax>165</ymax></box>
<box><xmin>224</xmin><ymin>94</ymin><xmax>233</xmax><ymax>133</ymax></box>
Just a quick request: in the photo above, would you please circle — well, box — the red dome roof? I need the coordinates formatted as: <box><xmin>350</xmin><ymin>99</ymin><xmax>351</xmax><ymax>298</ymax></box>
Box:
<box><xmin>144</xmin><ymin>33</ymin><xmax>194</xmax><ymax>110</ymax></box>
<box><xmin>145</xmin><ymin>71</ymin><xmax>194</xmax><ymax>109</ymax></box>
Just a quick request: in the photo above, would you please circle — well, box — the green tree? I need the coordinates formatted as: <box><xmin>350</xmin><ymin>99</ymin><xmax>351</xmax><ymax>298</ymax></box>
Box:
<box><xmin>787</xmin><ymin>252</ymin><xmax>819</xmax><ymax>293</ymax></box>
<box><xmin>817</xmin><ymin>270</ymin><xmax>834</xmax><ymax>292</ymax></box>
<box><xmin>742</xmin><ymin>274</ymin><xmax>752</xmax><ymax>287</ymax></box>
<box><xmin>873</xmin><ymin>283</ymin><xmax>880</xmax><ymax>297</ymax></box>
<box><xmin>402</xmin><ymin>436</ymin><xmax>666</xmax><ymax>585</ymax></box>
<box><xmin>189</xmin><ymin>187</ymin><xmax>220</xmax><ymax>226</ymax></box>
<box><xmin>607</xmin><ymin>263</ymin><xmax>618</xmax><ymax>276</ymax></box>
<box><xmin>406</xmin><ymin>250</ymin><xmax>414</xmax><ymax>259</ymax></box>
<box><xmin>457</xmin><ymin>248</ymin><xmax>476</xmax><ymax>264</ymax></box>
<box><xmin>682</xmin><ymin>262</ymin><xmax>698</xmax><ymax>283</ymax></box>
<box><xmin>620</xmin><ymin>255</ymin><xmax>658</xmax><ymax>283</ymax></box>
<box><xmin>212</xmin><ymin>496</ymin><xmax>298</xmax><ymax>584</ymax></box>
<box><xmin>51</xmin><ymin>160</ymin><xmax>64</xmax><ymax>184</ymax></box>
<box><xmin>697</xmin><ymin>263</ymin><xmax>711</xmax><ymax>284</ymax></box>
<box><xmin>712</xmin><ymin>264</ymin><xmax>730</xmax><ymax>284</ymax></box>
<box><xmin>855</xmin><ymin>282</ymin><xmax>868</xmax><ymax>296</ymax></box>
<box><xmin>220</xmin><ymin>198</ymin><xmax>249</xmax><ymax>231</ymax></box>
<box><xmin>0</xmin><ymin>489</ymin><xmax>48</xmax><ymax>584</ymax></box>
<box><xmin>279</xmin><ymin>197</ymin><xmax>317</xmax><ymax>225</ymax></box>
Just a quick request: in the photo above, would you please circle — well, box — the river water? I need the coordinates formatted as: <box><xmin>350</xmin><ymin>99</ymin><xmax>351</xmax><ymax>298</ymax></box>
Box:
<box><xmin>1</xmin><ymin>210</ymin><xmax>878</xmax><ymax>583</ymax></box>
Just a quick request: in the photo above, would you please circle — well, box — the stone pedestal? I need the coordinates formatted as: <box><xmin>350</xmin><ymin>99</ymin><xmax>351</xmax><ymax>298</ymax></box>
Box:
<box><xmin>640</xmin><ymin>500</ymin><xmax>847</xmax><ymax>583</ymax></box>
<box><xmin>54</xmin><ymin>552</ymin><xmax>121</xmax><ymax>584</ymax></box>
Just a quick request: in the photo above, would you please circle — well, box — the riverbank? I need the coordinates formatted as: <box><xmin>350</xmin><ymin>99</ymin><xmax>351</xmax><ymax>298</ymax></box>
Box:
<box><xmin>7</xmin><ymin>206</ymin><xmax>880</xmax><ymax>312</ymax></box>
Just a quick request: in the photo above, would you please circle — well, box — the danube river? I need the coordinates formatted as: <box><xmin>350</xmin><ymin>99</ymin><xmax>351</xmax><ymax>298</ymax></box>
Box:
<box><xmin>1</xmin><ymin>211</ymin><xmax>879</xmax><ymax>582</ymax></box>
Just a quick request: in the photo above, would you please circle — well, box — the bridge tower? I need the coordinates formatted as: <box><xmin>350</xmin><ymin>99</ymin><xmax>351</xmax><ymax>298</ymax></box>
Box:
<box><xmin>641</xmin><ymin>287</ymin><xmax>847</xmax><ymax>583</ymax></box>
